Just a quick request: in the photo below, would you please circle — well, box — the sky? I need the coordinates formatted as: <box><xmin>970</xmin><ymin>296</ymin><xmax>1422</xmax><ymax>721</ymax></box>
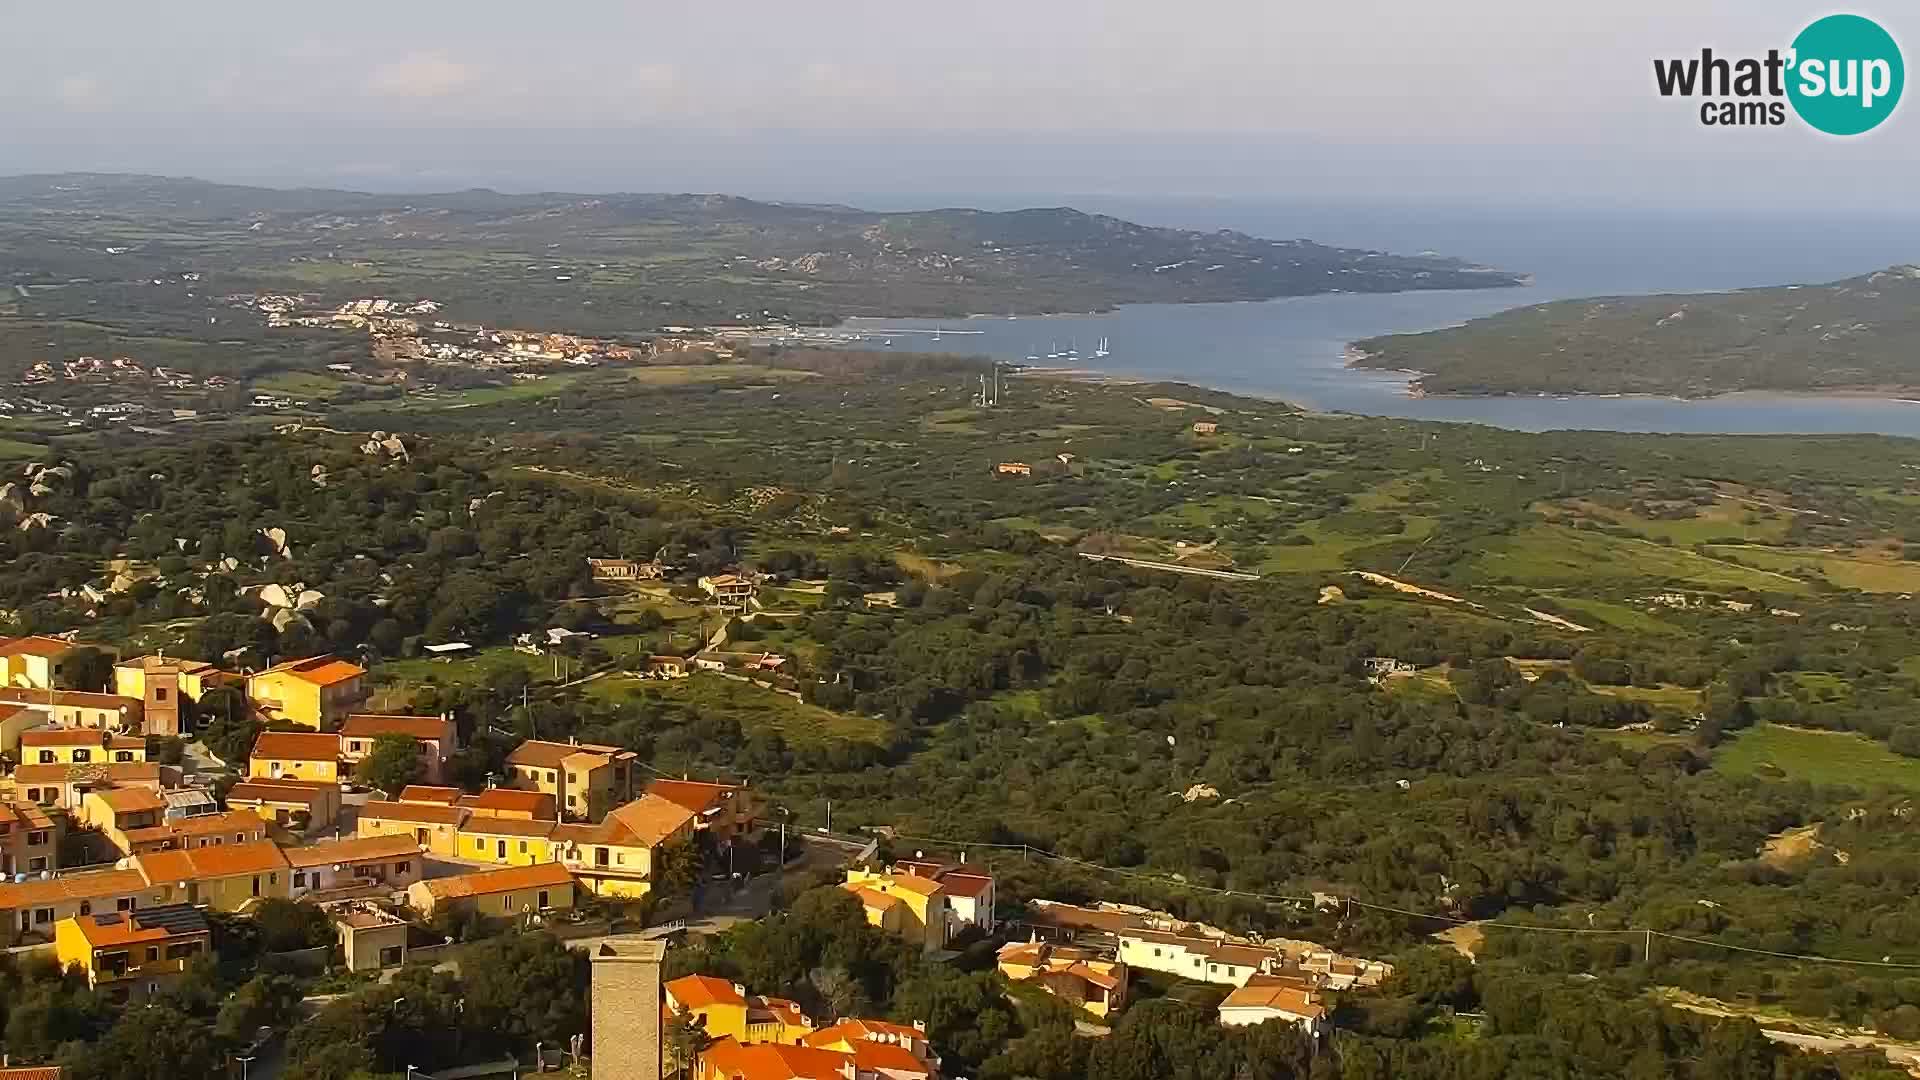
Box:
<box><xmin>2</xmin><ymin>0</ymin><xmax>1916</xmax><ymax>215</ymax></box>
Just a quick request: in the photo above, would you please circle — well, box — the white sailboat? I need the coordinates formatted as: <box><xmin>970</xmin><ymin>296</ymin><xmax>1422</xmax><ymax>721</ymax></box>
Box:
<box><xmin>1094</xmin><ymin>336</ymin><xmax>1110</xmax><ymax>358</ymax></box>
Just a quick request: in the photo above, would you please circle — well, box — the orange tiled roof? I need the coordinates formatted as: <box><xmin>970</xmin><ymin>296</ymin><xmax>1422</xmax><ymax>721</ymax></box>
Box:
<box><xmin>0</xmin><ymin>635</ymin><xmax>76</xmax><ymax>658</ymax></box>
<box><xmin>810</xmin><ymin>1018</ymin><xmax>925</xmax><ymax>1045</ymax></box>
<box><xmin>252</xmin><ymin>655</ymin><xmax>365</xmax><ymax>687</ymax></box>
<box><xmin>0</xmin><ymin>801</ymin><xmax>59</xmax><ymax>829</ymax></box>
<box><xmin>20</xmin><ymin>729</ymin><xmax>143</xmax><ymax>749</ymax></box>
<box><xmin>1221</xmin><ymin>977</ymin><xmax>1326</xmax><ymax>1020</ymax></box>
<box><xmin>226</xmin><ymin>779</ymin><xmax>334</xmax><ymax>807</ymax></box>
<box><xmin>417</xmin><ymin>861</ymin><xmax>573</xmax><ymax>900</ymax></box>
<box><xmin>605</xmin><ymin>794</ymin><xmax>697</xmax><ymax>847</ymax></box>
<box><xmin>339</xmin><ymin>714</ymin><xmax>452</xmax><ymax>740</ymax></box>
<box><xmin>135</xmin><ymin>840</ymin><xmax>288</xmax><ymax>883</ymax></box>
<box><xmin>358</xmin><ymin>800</ymin><xmax>468</xmax><ymax>826</ymax></box>
<box><xmin>282</xmin><ymin>834</ymin><xmax>423</xmax><ymax>868</ymax></box>
<box><xmin>646</xmin><ymin>778</ymin><xmax>740</xmax><ymax>814</ymax></box>
<box><xmin>506</xmin><ymin>739</ymin><xmax>625</xmax><ymax>770</ymax></box>
<box><xmin>701</xmin><ymin>1038</ymin><xmax>854</xmax><ymax>1080</ymax></box>
<box><xmin>120</xmin><ymin>810</ymin><xmax>265</xmax><ymax>846</ymax></box>
<box><xmin>251</xmin><ymin>731</ymin><xmax>341</xmax><ymax>761</ymax></box>
<box><xmin>0</xmin><ymin>867</ymin><xmax>146</xmax><ymax>910</ymax></box>
<box><xmin>843</xmin><ymin>884</ymin><xmax>904</xmax><ymax>913</ymax></box>
<box><xmin>90</xmin><ymin>788</ymin><xmax>166</xmax><ymax>814</ymax></box>
<box><xmin>0</xmin><ymin>1065</ymin><xmax>65</xmax><ymax>1080</ymax></box>
<box><xmin>459</xmin><ymin>788</ymin><xmax>555</xmax><ymax>816</ymax></box>
<box><xmin>396</xmin><ymin>785</ymin><xmax>464</xmax><ymax>805</ymax></box>
<box><xmin>851</xmin><ymin>1040</ymin><xmax>930</xmax><ymax>1076</ymax></box>
<box><xmin>876</xmin><ymin>872</ymin><xmax>943</xmax><ymax>898</ymax></box>
<box><xmin>0</xmin><ymin>688</ymin><xmax>142</xmax><ymax>710</ymax></box>
<box><xmin>665</xmin><ymin>973</ymin><xmax>746</xmax><ymax>1009</ymax></box>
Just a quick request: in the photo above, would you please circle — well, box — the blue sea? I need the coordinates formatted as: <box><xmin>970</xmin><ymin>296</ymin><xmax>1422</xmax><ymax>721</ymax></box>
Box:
<box><xmin>834</xmin><ymin>198</ymin><xmax>1920</xmax><ymax>436</ymax></box>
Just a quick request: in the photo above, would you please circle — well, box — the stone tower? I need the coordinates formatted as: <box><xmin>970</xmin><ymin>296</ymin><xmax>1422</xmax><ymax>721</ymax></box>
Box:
<box><xmin>590</xmin><ymin>935</ymin><xmax>666</xmax><ymax>1080</ymax></box>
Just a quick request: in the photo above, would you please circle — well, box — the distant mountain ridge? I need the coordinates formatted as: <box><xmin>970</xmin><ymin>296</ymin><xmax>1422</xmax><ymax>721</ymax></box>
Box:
<box><xmin>1351</xmin><ymin>266</ymin><xmax>1920</xmax><ymax>398</ymax></box>
<box><xmin>0</xmin><ymin>173</ymin><xmax>1521</xmax><ymax>327</ymax></box>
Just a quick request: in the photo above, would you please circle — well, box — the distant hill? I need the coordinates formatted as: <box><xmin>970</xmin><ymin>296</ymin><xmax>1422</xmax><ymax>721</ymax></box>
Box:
<box><xmin>1351</xmin><ymin>266</ymin><xmax>1920</xmax><ymax>397</ymax></box>
<box><xmin>0</xmin><ymin>173</ymin><xmax>1520</xmax><ymax>330</ymax></box>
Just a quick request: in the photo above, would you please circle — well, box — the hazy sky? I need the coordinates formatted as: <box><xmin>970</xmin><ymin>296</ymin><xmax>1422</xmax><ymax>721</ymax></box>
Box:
<box><xmin>3</xmin><ymin>0</ymin><xmax>1915</xmax><ymax>212</ymax></box>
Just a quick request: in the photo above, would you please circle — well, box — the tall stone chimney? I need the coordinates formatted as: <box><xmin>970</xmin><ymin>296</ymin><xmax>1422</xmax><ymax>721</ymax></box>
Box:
<box><xmin>590</xmin><ymin>936</ymin><xmax>666</xmax><ymax>1080</ymax></box>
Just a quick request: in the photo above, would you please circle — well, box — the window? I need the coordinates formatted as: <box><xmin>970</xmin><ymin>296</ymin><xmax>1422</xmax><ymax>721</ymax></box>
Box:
<box><xmin>538</xmin><ymin>890</ymin><xmax>550</xmax><ymax>908</ymax></box>
<box><xmin>165</xmin><ymin>942</ymin><xmax>198</xmax><ymax>960</ymax></box>
<box><xmin>350</xmin><ymin>741</ymin><xmax>362</xmax><ymax>753</ymax></box>
<box><xmin>235</xmin><ymin>833</ymin><xmax>245</xmax><ymax>843</ymax></box>
<box><xmin>568</xmin><ymin>772</ymin><xmax>580</xmax><ymax>786</ymax></box>
<box><xmin>250</xmin><ymin>876</ymin><xmax>261</xmax><ymax>898</ymax></box>
<box><xmin>293</xmin><ymin>871</ymin><xmax>308</xmax><ymax>888</ymax></box>
<box><xmin>518</xmin><ymin>841</ymin><xmax>528</xmax><ymax>854</ymax></box>
<box><xmin>473</xmin><ymin>838</ymin><xmax>485</xmax><ymax>851</ymax></box>
<box><xmin>33</xmin><ymin>908</ymin><xmax>51</xmax><ymax>924</ymax></box>
<box><xmin>1153</xmin><ymin>948</ymin><xmax>1162</xmax><ymax>957</ymax></box>
<box><xmin>395</xmin><ymin>861</ymin><xmax>410</xmax><ymax>875</ymax></box>
<box><xmin>269</xmin><ymin>873</ymin><xmax>277</xmax><ymax>885</ymax></box>
<box><xmin>567</xmin><ymin>795</ymin><xmax>578</xmax><ymax>807</ymax></box>
<box><xmin>79</xmin><ymin>901</ymin><xmax>92</xmax><ymax>916</ymax></box>
<box><xmin>379</xmin><ymin>945</ymin><xmax>404</xmax><ymax>966</ymax></box>
<box><xmin>595</xmin><ymin>847</ymin><xmax>609</xmax><ymax>868</ymax></box>
<box><xmin>156</xmin><ymin>687</ymin><xmax>168</xmax><ymax>701</ymax></box>
<box><xmin>116</xmin><ymin>897</ymin><xmax>133</xmax><ymax>911</ymax></box>
<box><xmin>72</xmin><ymin>748</ymin><xmax>91</xmax><ymax>763</ymax></box>
<box><xmin>547</xmin><ymin>770</ymin><xmax>556</xmax><ymax>783</ymax></box>
<box><xmin>146</xmin><ymin>946</ymin><xmax>159</xmax><ymax>962</ymax></box>
<box><xmin>37</xmin><ymin>751</ymin><xmax>54</xmax><ymax>764</ymax></box>
<box><xmin>114</xmin><ymin>751</ymin><xmax>133</xmax><ymax>763</ymax></box>
<box><xmin>27</xmin><ymin>830</ymin><xmax>47</xmax><ymax>846</ymax></box>
<box><xmin>28</xmin><ymin>857</ymin><xmax>47</xmax><ymax>872</ymax></box>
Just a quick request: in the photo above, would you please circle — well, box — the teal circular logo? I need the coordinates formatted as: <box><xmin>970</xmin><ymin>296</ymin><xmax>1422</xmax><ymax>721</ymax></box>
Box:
<box><xmin>1788</xmin><ymin>14</ymin><xmax>1904</xmax><ymax>135</ymax></box>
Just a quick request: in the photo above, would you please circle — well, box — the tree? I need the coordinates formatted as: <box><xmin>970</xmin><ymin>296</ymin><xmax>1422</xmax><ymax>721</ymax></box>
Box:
<box><xmin>664</xmin><ymin>1010</ymin><xmax>712</xmax><ymax>1079</ymax></box>
<box><xmin>55</xmin><ymin>646</ymin><xmax>113</xmax><ymax>692</ymax></box>
<box><xmin>198</xmin><ymin>687</ymin><xmax>259</xmax><ymax>765</ymax></box>
<box><xmin>655</xmin><ymin>837</ymin><xmax>703</xmax><ymax>900</ymax></box>
<box><xmin>249</xmin><ymin>898</ymin><xmax>333</xmax><ymax>953</ymax></box>
<box><xmin>460</xmin><ymin>932</ymin><xmax>590</xmax><ymax>1060</ymax></box>
<box><xmin>60</xmin><ymin>1003</ymin><xmax>219</xmax><ymax>1080</ymax></box>
<box><xmin>356</xmin><ymin>732</ymin><xmax>425</xmax><ymax>795</ymax></box>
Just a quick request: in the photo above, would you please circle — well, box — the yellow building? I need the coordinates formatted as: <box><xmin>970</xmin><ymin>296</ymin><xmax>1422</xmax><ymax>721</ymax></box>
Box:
<box><xmin>77</xmin><ymin>788</ymin><xmax>167</xmax><ymax>850</ymax></box>
<box><xmin>459</xmin><ymin>816</ymin><xmax>557</xmax><ymax>867</ymax></box>
<box><xmin>996</xmin><ymin>941</ymin><xmax>1129</xmax><ymax>1018</ymax></box>
<box><xmin>328</xmin><ymin>900</ymin><xmax>410</xmax><ymax>972</ymax></box>
<box><xmin>0</xmin><ymin>636</ymin><xmax>78</xmax><ymax>690</ymax></box>
<box><xmin>226</xmin><ymin>778</ymin><xmax>342</xmax><ymax>831</ymax></box>
<box><xmin>0</xmin><ymin>800</ymin><xmax>63</xmax><ymax>877</ymax></box>
<box><xmin>133</xmin><ymin>841</ymin><xmax>292</xmax><ymax>912</ymax></box>
<box><xmin>19</xmin><ymin>728</ymin><xmax>146</xmax><ymax>766</ymax></box>
<box><xmin>843</xmin><ymin>867</ymin><xmax>951</xmax><ymax>952</ymax></box>
<box><xmin>338</xmin><ymin>713</ymin><xmax>458</xmax><ymax>786</ymax></box>
<box><xmin>504</xmin><ymin>739</ymin><xmax>636</xmax><ymax>821</ymax></box>
<box><xmin>551</xmin><ymin>793</ymin><xmax>696</xmax><ymax>899</ymax></box>
<box><xmin>664</xmin><ymin>974</ymin><xmax>816</xmax><ymax>1053</ymax></box>
<box><xmin>113</xmin><ymin>654</ymin><xmax>231</xmax><ymax>738</ymax></box>
<box><xmin>247</xmin><ymin>730</ymin><xmax>342</xmax><ymax>782</ymax></box>
<box><xmin>403</xmin><ymin>861</ymin><xmax>576</xmax><ymax>920</ymax></box>
<box><xmin>54</xmin><ymin>903</ymin><xmax>211</xmax><ymax>1003</ymax></box>
<box><xmin>118</xmin><ymin>809</ymin><xmax>270</xmax><ymax>857</ymax></box>
<box><xmin>356</xmin><ymin>800</ymin><xmax>468</xmax><ymax>857</ymax></box>
<box><xmin>245</xmin><ymin>655</ymin><xmax>367</xmax><ymax>729</ymax></box>
<box><xmin>0</xmin><ymin>702</ymin><xmax>40</xmax><ymax>754</ymax></box>
<box><xmin>6</xmin><ymin>762</ymin><xmax>166</xmax><ymax>812</ymax></box>
<box><xmin>284</xmin><ymin>835</ymin><xmax>424</xmax><ymax>899</ymax></box>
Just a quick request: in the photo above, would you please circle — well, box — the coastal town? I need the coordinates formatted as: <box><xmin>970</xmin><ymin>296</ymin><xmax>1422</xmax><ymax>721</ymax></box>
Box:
<box><xmin>0</xmin><ymin>628</ymin><xmax>1391</xmax><ymax>1079</ymax></box>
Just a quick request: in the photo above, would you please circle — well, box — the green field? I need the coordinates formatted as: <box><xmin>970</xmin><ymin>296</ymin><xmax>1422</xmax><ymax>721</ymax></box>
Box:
<box><xmin>1705</xmin><ymin>544</ymin><xmax>1920</xmax><ymax>594</ymax></box>
<box><xmin>370</xmin><ymin>645</ymin><xmax>553</xmax><ymax>705</ymax></box>
<box><xmin>1473</xmin><ymin>525</ymin><xmax>1806</xmax><ymax>592</ymax></box>
<box><xmin>1540</xmin><ymin>498</ymin><xmax>1794</xmax><ymax>545</ymax></box>
<box><xmin>1712</xmin><ymin>722</ymin><xmax>1920</xmax><ymax>791</ymax></box>
<box><xmin>252</xmin><ymin>371</ymin><xmax>353</xmax><ymax>400</ymax></box>
<box><xmin>1589</xmin><ymin>683</ymin><xmax>1701</xmax><ymax>712</ymax></box>
<box><xmin>1546</xmin><ymin>596</ymin><xmax>1684</xmax><ymax>637</ymax></box>
<box><xmin>587</xmin><ymin>672</ymin><xmax>888</xmax><ymax>747</ymax></box>
<box><xmin>0</xmin><ymin>437</ymin><xmax>49</xmax><ymax>460</ymax></box>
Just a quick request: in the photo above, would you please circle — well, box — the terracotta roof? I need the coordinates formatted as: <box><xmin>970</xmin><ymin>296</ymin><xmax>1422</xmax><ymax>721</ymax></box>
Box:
<box><xmin>10</xmin><ymin>762</ymin><xmax>161</xmax><ymax>785</ymax></box>
<box><xmin>875</xmin><ymin>872</ymin><xmax>943</xmax><ymax>898</ymax></box>
<box><xmin>937</xmin><ymin>872</ymin><xmax>993</xmax><ymax>900</ymax></box>
<box><xmin>0</xmin><ymin>1066</ymin><xmax>65</xmax><ymax>1080</ymax></box>
<box><xmin>748</xmin><ymin>995</ymin><xmax>808</xmax><ymax>1028</ymax></box>
<box><xmin>0</xmin><ymin>867</ymin><xmax>148</xmax><ymax>909</ymax></box>
<box><xmin>458</xmin><ymin>788</ymin><xmax>555</xmax><ymax>816</ymax></box>
<box><xmin>844</xmin><ymin>884</ymin><xmax>903</xmax><ymax>912</ymax></box>
<box><xmin>340</xmin><ymin>714</ymin><xmax>452</xmax><ymax>740</ymax></box>
<box><xmin>0</xmin><ymin>688</ymin><xmax>141</xmax><ymax>710</ymax></box>
<box><xmin>1221</xmin><ymin>977</ymin><xmax>1326</xmax><ymax>1020</ymax></box>
<box><xmin>0</xmin><ymin>636</ymin><xmax>76</xmax><ymax>658</ymax></box>
<box><xmin>20</xmin><ymin>729</ymin><xmax>142</xmax><ymax>749</ymax></box>
<box><xmin>121</xmin><ymin>810</ymin><xmax>266</xmax><ymax>846</ymax></box>
<box><xmin>605</xmin><ymin>794</ymin><xmax>697</xmax><ymax>847</ymax></box>
<box><xmin>665</xmin><ymin>973</ymin><xmax>746</xmax><ymax>1009</ymax></box>
<box><xmin>250</xmin><ymin>731</ymin><xmax>340</xmax><ymax>761</ymax></box>
<box><xmin>646</xmin><ymin>778</ymin><xmax>741</xmax><ymax>814</ymax></box>
<box><xmin>0</xmin><ymin>801</ymin><xmax>58</xmax><ymax>829</ymax></box>
<box><xmin>396</xmin><ymin>785</ymin><xmax>463</xmax><ymax>804</ymax></box>
<box><xmin>358</xmin><ymin>800</ymin><xmax>468</xmax><ymax>826</ymax></box>
<box><xmin>460</xmin><ymin>816</ymin><xmax>557</xmax><ymax>839</ymax></box>
<box><xmin>226</xmin><ymin>779</ymin><xmax>334</xmax><ymax>807</ymax></box>
<box><xmin>701</xmin><ymin>1039</ymin><xmax>854</xmax><ymax>1080</ymax></box>
<box><xmin>417</xmin><ymin>861</ymin><xmax>573</xmax><ymax>900</ymax></box>
<box><xmin>283</xmin><ymin>834</ymin><xmax>423</xmax><ymax>868</ymax></box>
<box><xmin>1024</xmin><ymin>900</ymin><xmax>1144</xmax><ymax>935</ymax></box>
<box><xmin>810</xmin><ymin>1018</ymin><xmax>925</xmax><ymax>1045</ymax></box>
<box><xmin>90</xmin><ymin>788</ymin><xmax>166</xmax><ymax>814</ymax></box>
<box><xmin>117</xmin><ymin>654</ymin><xmax>219</xmax><ymax>675</ymax></box>
<box><xmin>506</xmin><ymin>739</ymin><xmax>625</xmax><ymax>770</ymax></box>
<box><xmin>252</xmin><ymin>655</ymin><xmax>366</xmax><ymax>687</ymax></box>
<box><xmin>135</xmin><ymin>840</ymin><xmax>289</xmax><ymax>883</ymax></box>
